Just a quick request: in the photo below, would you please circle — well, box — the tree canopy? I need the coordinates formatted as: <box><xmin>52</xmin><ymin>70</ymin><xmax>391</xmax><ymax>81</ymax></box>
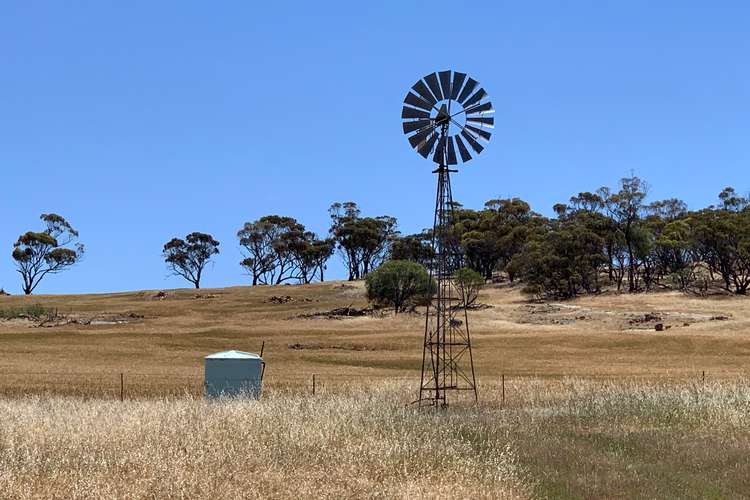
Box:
<box><xmin>329</xmin><ymin>202</ymin><xmax>398</xmax><ymax>280</ymax></box>
<box><xmin>162</xmin><ymin>232</ymin><xmax>219</xmax><ymax>289</ymax></box>
<box><xmin>12</xmin><ymin>214</ymin><xmax>84</xmax><ymax>295</ymax></box>
<box><xmin>238</xmin><ymin>216</ymin><xmax>334</xmax><ymax>285</ymax></box>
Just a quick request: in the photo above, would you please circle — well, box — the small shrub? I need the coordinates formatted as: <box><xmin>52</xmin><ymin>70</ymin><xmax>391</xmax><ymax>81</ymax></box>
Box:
<box><xmin>454</xmin><ymin>268</ymin><xmax>484</xmax><ymax>307</ymax></box>
<box><xmin>0</xmin><ymin>304</ymin><xmax>53</xmax><ymax>320</ymax></box>
<box><xmin>366</xmin><ymin>260</ymin><xmax>433</xmax><ymax>314</ymax></box>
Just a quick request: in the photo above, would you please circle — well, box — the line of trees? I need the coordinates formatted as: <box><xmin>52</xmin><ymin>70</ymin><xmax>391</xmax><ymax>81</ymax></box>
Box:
<box><xmin>7</xmin><ymin>181</ymin><xmax>750</xmax><ymax>297</ymax></box>
<box><xmin>392</xmin><ymin>177</ymin><xmax>750</xmax><ymax>299</ymax></box>
<box><xmin>6</xmin><ymin>202</ymin><xmax>399</xmax><ymax>293</ymax></box>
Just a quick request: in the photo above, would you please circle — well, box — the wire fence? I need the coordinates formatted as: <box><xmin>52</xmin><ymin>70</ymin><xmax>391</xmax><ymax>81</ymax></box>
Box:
<box><xmin>0</xmin><ymin>368</ymin><xmax>727</xmax><ymax>400</ymax></box>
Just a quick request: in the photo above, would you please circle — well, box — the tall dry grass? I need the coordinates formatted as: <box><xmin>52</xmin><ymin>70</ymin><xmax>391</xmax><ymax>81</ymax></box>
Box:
<box><xmin>0</xmin><ymin>382</ymin><xmax>528</xmax><ymax>499</ymax></box>
<box><xmin>1</xmin><ymin>378</ymin><xmax>749</xmax><ymax>499</ymax></box>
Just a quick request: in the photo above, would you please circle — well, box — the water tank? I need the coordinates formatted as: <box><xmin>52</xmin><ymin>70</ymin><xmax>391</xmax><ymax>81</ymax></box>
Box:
<box><xmin>204</xmin><ymin>350</ymin><xmax>264</xmax><ymax>399</ymax></box>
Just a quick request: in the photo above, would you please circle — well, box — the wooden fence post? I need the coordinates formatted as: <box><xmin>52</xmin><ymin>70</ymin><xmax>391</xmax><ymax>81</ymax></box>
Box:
<box><xmin>502</xmin><ymin>373</ymin><xmax>505</xmax><ymax>407</ymax></box>
<box><xmin>312</xmin><ymin>374</ymin><xmax>316</xmax><ymax>395</ymax></box>
<box><xmin>120</xmin><ymin>373</ymin><xmax>124</xmax><ymax>402</ymax></box>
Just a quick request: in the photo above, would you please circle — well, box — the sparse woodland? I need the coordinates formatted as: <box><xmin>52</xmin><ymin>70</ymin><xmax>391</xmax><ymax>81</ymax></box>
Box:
<box><xmin>217</xmin><ymin>179</ymin><xmax>750</xmax><ymax>301</ymax></box>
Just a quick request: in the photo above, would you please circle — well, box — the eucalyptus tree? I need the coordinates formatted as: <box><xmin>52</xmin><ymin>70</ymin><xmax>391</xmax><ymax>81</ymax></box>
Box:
<box><xmin>162</xmin><ymin>232</ymin><xmax>219</xmax><ymax>289</ymax></box>
<box><xmin>12</xmin><ymin>214</ymin><xmax>84</xmax><ymax>295</ymax></box>
<box><xmin>329</xmin><ymin>202</ymin><xmax>398</xmax><ymax>280</ymax></box>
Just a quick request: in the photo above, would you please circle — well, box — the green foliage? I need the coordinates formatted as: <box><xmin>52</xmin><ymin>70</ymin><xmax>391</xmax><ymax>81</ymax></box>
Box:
<box><xmin>163</xmin><ymin>232</ymin><xmax>220</xmax><ymax>289</ymax></box>
<box><xmin>238</xmin><ymin>216</ymin><xmax>333</xmax><ymax>285</ymax></box>
<box><xmin>329</xmin><ymin>202</ymin><xmax>398</xmax><ymax>280</ymax></box>
<box><xmin>510</xmin><ymin>217</ymin><xmax>607</xmax><ymax>299</ymax></box>
<box><xmin>451</xmin><ymin>198</ymin><xmax>541</xmax><ymax>281</ymax></box>
<box><xmin>0</xmin><ymin>303</ymin><xmax>53</xmax><ymax>320</ymax></box>
<box><xmin>296</xmin><ymin>235</ymin><xmax>335</xmax><ymax>284</ymax></box>
<box><xmin>454</xmin><ymin>268</ymin><xmax>485</xmax><ymax>307</ymax></box>
<box><xmin>687</xmin><ymin>207</ymin><xmax>750</xmax><ymax>294</ymax></box>
<box><xmin>238</xmin><ymin>216</ymin><xmax>305</xmax><ymax>285</ymax></box>
<box><xmin>365</xmin><ymin>260</ymin><xmax>432</xmax><ymax>314</ymax></box>
<box><xmin>390</xmin><ymin>232</ymin><xmax>434</xmax><ymax>268</ymax></box>
<box><xmin>12</xmin><ymin>214</ymin><xmax>84</xmax><ymax>295</ymax></box>
<box><xmin>718</xmin><ymin>187</ymin><xmax>748</xmax><ymax>212</ymax></box>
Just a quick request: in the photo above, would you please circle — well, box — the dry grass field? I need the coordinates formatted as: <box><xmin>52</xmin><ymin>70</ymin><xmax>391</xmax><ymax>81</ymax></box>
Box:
<box><xmin>1</xmin><ymin>281</ymin><xmax>749</xmax><ymax>498</ymax></box>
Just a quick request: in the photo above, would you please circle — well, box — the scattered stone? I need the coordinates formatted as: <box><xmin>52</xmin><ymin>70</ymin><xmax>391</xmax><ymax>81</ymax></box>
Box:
<box><xmin>464</xmin><ymin>303</ymin><xmax>494</xmax><ymax>310</ymax></box>
<box><xmin>267</xmin><ymin>295</ymin><xmax>313</xmax><ymax>304</ymax></box>
<box><xmin>0</xmin><ymin>289</ymin><xmax>9</xmax><ymax>296</ymax></box>
<box><xmin>629</xmin><ymin>312</ymin><xmax>662</xmax><ymax>324</ymax></box>
<box><xmin>288</xmin><ymin>343</ymin><xmax>320</xmax><ymax>350</ymax></box>
<box><xmin>710</xmin><ymin>315</ymin><xmax>730</xmax><ymax>321</ymax></box>
<box><xmin>298</xmin><ymin>306</ymin><xmax>372</xmax><ymax>319</ymax></box>
<box><xmin>194</xmin><ymin>293</ymin><xmax>219</xmax><ymax>299</ymax></box>
<box><xmin>152</xmin><ymin>291</ymin><xmax>169</xmax><ymax>300</ymax></box>
<box><xmin>655</xmin><ymin>323</ymin><xmax>664</xmax><ymax>332</ymax></box>
<box><xmin>268</xmin><ymin>295</ymin><xmax>294</xmax><ymax>304</ymax></box>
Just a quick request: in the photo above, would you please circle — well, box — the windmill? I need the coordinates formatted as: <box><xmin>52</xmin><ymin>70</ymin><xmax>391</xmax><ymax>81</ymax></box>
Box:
<box><xmin>401</xmin><ymin>70</ymin><xmax>494</xmax><ymax>406</ymax></box>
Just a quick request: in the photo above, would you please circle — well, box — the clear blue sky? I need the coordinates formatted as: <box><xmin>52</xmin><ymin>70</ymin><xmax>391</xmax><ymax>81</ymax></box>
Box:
<box><xmin>1</xmin><ymin>2</ymin><xmax>748</xmax><ymax>294</ymax></box>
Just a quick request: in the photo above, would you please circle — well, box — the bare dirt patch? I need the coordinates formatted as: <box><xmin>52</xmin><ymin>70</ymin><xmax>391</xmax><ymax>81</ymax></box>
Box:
<box><xmin>513</xmin><ymin>302</ymin><xmax>734</xmax><ymax>331</ymax></box>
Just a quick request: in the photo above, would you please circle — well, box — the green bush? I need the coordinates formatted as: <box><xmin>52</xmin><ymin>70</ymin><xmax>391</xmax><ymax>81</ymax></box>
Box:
<box><xmin>454</xmin><ymin>268</ymin><xmax>485</xmax><ymax>307</ymax></box>
<box><xmin>0</xmin><ymin>303</ymin><xmax>53</xmax><ymax>320</ymax></box>
<box><xmin>365</xmin><ymin>260</ymin><xmax>433</xmax><ymax>314</ymax></box>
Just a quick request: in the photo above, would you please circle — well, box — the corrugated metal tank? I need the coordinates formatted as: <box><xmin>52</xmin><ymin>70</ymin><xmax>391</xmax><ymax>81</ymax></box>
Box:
<box><xmin>204</xmin><ymin>350</ymin><xmax>264</xmax><ymax>399</ymax></box>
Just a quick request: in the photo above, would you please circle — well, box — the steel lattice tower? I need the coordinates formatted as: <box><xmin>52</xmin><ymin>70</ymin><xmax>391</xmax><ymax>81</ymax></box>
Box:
<box><xmin>418</xmin><ymin>124</ymin><xmax>478</xmax><ymax>406</ymax></box>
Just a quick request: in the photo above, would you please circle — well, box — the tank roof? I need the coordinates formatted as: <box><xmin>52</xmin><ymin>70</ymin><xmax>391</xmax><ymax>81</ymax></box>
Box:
<box><xmin>205</xmin><ymin>350</ymin><xmax>262</xmax><ymax>360</ymax></box>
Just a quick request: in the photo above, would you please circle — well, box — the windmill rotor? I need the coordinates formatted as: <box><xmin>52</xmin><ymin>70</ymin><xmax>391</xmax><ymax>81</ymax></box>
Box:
<box><xmin>401</xmin><ymin>70</ymin><xmax>494</xmax><ymax>165</ymax></box>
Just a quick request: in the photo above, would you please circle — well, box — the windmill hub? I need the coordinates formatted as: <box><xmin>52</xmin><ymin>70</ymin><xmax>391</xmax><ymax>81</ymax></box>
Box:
<box><xmin>434</xmin><ymin>106</ymin><xmax>451</xmax><ymax>126</ymax></box>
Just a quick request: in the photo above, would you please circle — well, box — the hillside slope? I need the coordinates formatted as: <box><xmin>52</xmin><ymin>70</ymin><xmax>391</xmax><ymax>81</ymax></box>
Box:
<box><xmin>0</xmin><ymin>281</ymin><xmax>748</xmax><ymax>396</ymax></box>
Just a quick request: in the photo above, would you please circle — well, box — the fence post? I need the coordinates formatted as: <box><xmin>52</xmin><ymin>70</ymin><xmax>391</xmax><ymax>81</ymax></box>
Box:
<box><xmin>502</xmin><ymin>373</ymin><xmax>505</xmax><ymax>407</ymax></box>
<box><xmin>260</xmin><ymin>340</ymin><xmax>265</xmax><ymax>358</ymax></box>
<box><xmin>120</xmin><ymin>373</ymin><xmax>124</xmax><ymax>402</ymax></box>
<box><xmin>312</xmin><ymin>374</ymin><xmax>316</xmax><ymax>396</ymax></box>
<box><xmin>702</xmin><ymin>370</ymin><xmax>705</xmax><ymax>384</ymax></box>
